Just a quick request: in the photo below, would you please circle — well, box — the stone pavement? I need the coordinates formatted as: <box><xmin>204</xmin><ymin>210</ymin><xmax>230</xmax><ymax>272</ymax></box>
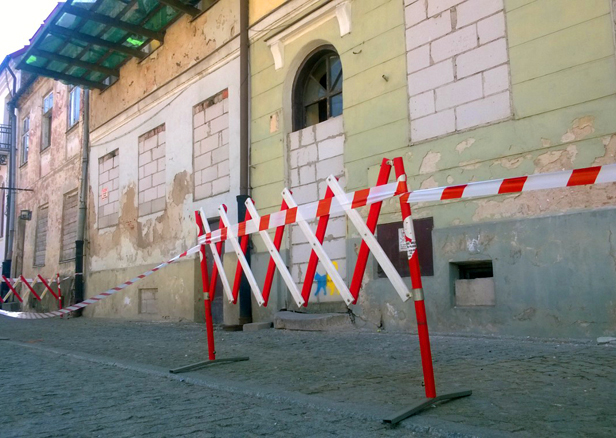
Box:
<box><xmin>0</xmin><ymin>316</ymin><xmax>615</xmax><ymax>437</ymax></box>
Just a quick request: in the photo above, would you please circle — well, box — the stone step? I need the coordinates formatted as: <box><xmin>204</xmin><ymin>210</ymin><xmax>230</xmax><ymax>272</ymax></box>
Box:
<box><xmin>274</xmin><ymin>311</ymin><xmax>352</xmax><ymax>331</ymax></box>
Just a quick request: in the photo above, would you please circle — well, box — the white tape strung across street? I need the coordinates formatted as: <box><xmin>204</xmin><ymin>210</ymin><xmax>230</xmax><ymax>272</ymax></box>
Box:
<box><xmin>0</xmin><ymin>245</ymin><xmax>201</xmax><ymax>320</ymax></box>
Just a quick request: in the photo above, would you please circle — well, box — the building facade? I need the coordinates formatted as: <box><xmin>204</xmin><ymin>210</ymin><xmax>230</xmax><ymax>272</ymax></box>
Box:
<box><xmin>6</xmin><ymin>0</ymin><xmax>616</xmax><ymax>339</ymax></box>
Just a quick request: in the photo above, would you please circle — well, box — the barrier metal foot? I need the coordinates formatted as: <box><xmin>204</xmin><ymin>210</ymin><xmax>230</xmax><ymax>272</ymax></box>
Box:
<box><xmin>169</xmin><ymin>357</ymin><xmax>249</xmax><ymax>374</ymax></box>
<box><xmin>383</xmin><ymin>390</ymin><xmax>472</xmax><ymax>426</ymax></box>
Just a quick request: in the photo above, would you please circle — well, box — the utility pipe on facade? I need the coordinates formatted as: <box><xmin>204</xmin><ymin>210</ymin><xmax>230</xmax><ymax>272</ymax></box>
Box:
<box><xmin>237</xmin><ymin>0</ymin><xmax>252</xmax><ymax>325</ymax></box>
<box><xmin>74</xmin><ymin>88</ymin><xmax>90</xmax><ymax>314</ymax></box>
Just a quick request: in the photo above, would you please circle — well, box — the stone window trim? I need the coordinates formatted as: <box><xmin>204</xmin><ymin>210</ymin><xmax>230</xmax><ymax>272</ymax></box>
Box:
<box><xmin>41</xmin><ymin>91</ymin><xmax>53</xmax><ymax>151</ymax></box>
<box><xmin>264</xmin><ymin>0</ymin><xmax>351</xmax><ymax>70</ymax></box>
<box><xmin>292</xmin><ymin>46</ymin><xmax>343</xmax><ymax>132</ymax></box>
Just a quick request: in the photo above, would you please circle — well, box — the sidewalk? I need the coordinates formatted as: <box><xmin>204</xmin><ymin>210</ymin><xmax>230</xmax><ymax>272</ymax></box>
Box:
<box><xmin>1</xmin><ymin>315</ymin><xmax>614</xmax><ymax>437</ymax></box>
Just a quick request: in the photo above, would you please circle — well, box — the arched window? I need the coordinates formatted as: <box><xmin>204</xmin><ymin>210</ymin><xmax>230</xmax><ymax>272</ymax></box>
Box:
<box><xmin>293</xmin><ymin>47</ymin><xmax>343</xmax><ymax>131</ymax></box>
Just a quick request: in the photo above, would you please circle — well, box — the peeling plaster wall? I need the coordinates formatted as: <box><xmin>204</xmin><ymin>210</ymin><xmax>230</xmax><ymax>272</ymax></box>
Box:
<box><xmin>13</xmin><ymin>77</ymin><xmax>83</xmax><ymax>310</ymax></box>
<box><xmin>90</xmin><ymin>0</ymin><xmax>239</xmax><ymax>131</ymax></box>
<box><xmin>87</xmin><ymin>55</ymin><xmax>242</xmax><ymax>322</ymax></box>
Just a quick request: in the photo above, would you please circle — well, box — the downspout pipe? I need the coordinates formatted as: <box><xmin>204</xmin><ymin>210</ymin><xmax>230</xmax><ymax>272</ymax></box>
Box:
<box><xmin>74</xmin><ymin>88</ymin><xmax>90</xmax><ymax>314</ymax></box>
<box><xmin>237</xmin><ymin>0</ymin><xmax>252</xmax><ymax>325</ymax></box>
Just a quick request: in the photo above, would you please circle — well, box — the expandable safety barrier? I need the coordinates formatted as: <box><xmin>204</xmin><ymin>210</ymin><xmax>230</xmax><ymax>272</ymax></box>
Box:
<box><xmin>0</xmin><ymin>274</ymin><xmax>65</xmax><ymax>311</ymax></box>
<box><xmin>2</xmin><ymin>161</ymin><xmax>615</xmax><ymax>422</ymax></box>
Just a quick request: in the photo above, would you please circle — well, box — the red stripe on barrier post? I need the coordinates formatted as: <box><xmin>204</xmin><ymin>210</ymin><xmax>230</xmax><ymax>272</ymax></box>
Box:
<box><xmin>301</xmin><ymin>186</ymin><xmax>336</xmax><ymax>306</ymax></box>
<box><xmin>259</xmin><ymin>215</ymin><xmax>270</xmax><ymax>231</ymax></box>
<box><xmin>3</xmin><ymin>276</ymin><xmax>22</xmax><ymax>303</ymax></box>
<box><xmin>57</xmin><ymin>274</ymin><xmax>62</xmax><ymax>316</ymax></box>
<box><xmin>499</xmin><ymin>176</ymin><xmax>527</xmax><ymax>194</ymax></box>
<box><xmin>567</xmin><ymin>166</ymin><xmax>601</xmax><ymax>186</ymax></box>
<box><xmin>196</xmin><ymin>210</ymin><xmax>215</xmax><ymax>361</ymax></box>
<box><xmin>349</xmin><ymin>158</ymin><xmax>392</xmax><ymax>304</ymax></box>
<box><xmin>441</xmin><ymin>184</ymin><xmax>467</xmax><ymax>200</ymax></box>
<box><xmin>392</xmin><ymin>157</ymin><xmax>436</xmax><ymax>400</ymax></box>
<box><xmin>262</xmin><ymin>200</ymin><xmax>289</xmax><ymax>307</ymax></box>
<box><xmin>38</xmin><ymin>275</ymin><xmax>58</xmax><ymax>300</ymax></box>
<box><xmin>232</xmin><ymin>210</ymin><xmax>252</xmax><ymax>304</ymax></box>
<box><xmin>20</xmin><ymin>276</ymin><xmax>42</xmax><ymax>301</ymax></box>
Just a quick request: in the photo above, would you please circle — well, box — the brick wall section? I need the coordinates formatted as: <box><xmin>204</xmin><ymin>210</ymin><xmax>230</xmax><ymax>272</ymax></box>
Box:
<box><xmin>34</xmin><ymin>205</ymin><xmax>49</xmax><ymax>267</ymax></box>
<box><xmin>98</xmin><ymin>150</ymin><xmax>120</xmax><ymax>228</ymax></box>
<box><xmin>404</xmin><ymin>0</ymin><xmax>512</xmax><ymax>142</ymax></box>
<box><xmin>193</xmin><ymin>89</ymin><xmax>230</xmax><ymax>200</ymax></box>
<box><xmin>288</xmin><ymin>116</ymin><xmax>346</xmax><ymax>303</ymax></box>
<box><xmin>138</xmin><ymin>125</ymin><xmax>166</xmax><ymax>216</ymax></box>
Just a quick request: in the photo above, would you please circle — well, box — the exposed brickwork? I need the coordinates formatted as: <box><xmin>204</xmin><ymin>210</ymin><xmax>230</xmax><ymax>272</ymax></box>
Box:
<box><xmin>138</xmin><ymin>125</ymin><xmax>166</xmax><ymax>216</ymax></box>
<box><xmin>287</xmin><ymin>116</ymin><xmax>346</xmax><ymax>303</ymax></box>
<box><xmin>404</xmin><ymin>0</ymin><xmax>512</xmax><ymax>142</ymax></box>
<box><xmin>98</xmin><ymin>150</ymin><xmax>120</xmax><ymax>228</ymax></box>
<box><xmin>193</xmin><ymin>89</ymin><xmax>230</xmax><ymax>200</ymax></box>
<box><xmin>60</xmin><ymin>190</ymin><xmax>78</xmax><ymax>262</ymax></box>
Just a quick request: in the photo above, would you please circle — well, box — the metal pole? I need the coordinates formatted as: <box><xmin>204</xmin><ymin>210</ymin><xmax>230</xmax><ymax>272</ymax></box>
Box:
<box><xmin>239</xmin><ymin>0</ymin><xmax>249</xmax><ymax>196</ymax></box>
<box><xmin>392</xmin><ymin>157</ymin><xmax>436</xmax><ymax>399</ymax></box>
<box><xmin>75</xmin><ymin>88</ymin><xmax>90</xmax><ymax>312</ymax></box>
<box><xmin>195</xmin><ymin>210</ymin><xmax>215</xmax><ymax>361</ymax></box>
<box><xmin>4</xmin><ymin>66</ymin><xmax>18</xmax><ymax>282</ymax></box>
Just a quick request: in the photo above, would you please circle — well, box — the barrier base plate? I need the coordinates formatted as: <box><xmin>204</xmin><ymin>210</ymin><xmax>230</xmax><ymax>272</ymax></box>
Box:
<box><xmin>383</xmin><ymin>389</ymin><xmax>472</xmax><ymax>426</ymax></box>
<box><xmin>169</xmin><ymin>357</ymin><xmax>249</xmax><ymax>374</ymax></box>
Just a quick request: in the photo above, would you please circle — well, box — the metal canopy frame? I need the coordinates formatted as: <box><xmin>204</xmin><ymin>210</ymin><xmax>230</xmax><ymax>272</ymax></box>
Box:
<box><xmin>17</xmin><ymin>0</ymin><xmax>207</xmax><ymax>90</ymax></box>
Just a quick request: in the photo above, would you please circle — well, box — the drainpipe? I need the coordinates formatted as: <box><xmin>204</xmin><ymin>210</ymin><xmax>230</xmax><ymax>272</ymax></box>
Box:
<box><xmin>3</xmin><ymin>66</ymin><xmax>18</xmax><ymax>282</ymax></box>
<box><xmin>74</xmin><ymin>88</ymin><xmax>90</xmax><ymax>315</ymax></box>
<box><xmin>237</xmin><ymin>0</ymin><xmax>252</xmax><ymax>325</ymax></box>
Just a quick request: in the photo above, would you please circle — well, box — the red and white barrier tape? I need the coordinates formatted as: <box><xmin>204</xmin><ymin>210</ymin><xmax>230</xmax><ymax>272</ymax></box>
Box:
<box><xmin>1</xmin><ymin>276</ymin><xmax>70</xmax><ymax>284</ymax></box>
<box><xmin>0</xmin><ymin>245</ymin><xmax>200</xmax><ymax>319</ymax></box>
<box><xmin>199</xmin><ymin>163</ymin><xmax>616</xmax><ymax>245</ymax></box>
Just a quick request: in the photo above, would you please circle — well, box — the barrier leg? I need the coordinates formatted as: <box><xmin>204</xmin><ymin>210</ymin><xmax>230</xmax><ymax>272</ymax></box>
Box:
<box><xmin>300</xmin><ymin>186</ymin><xmax>335</xmax><ymax>306</ymax></box>
<box><xmin>2</xmin><ymin>276</ymin><xmax>20</xmax><ymax>303</ymax></box>
<box><xmin>57</xmin><ymin>274</ymin><xmax>63</xmax><ymax>318</ymax></box>
<box><xmin>169</xmin><ymin>208</ymin><xmax>248</xmax><ymax>374</ymax></box>
<box><xmin>21</xmin><ymin>276</ymin><xmax>42</xmax><ymax>301</ymax></box>
<box><xmin>261</xmin><ymin>200</ymin><xmax>290</xmax><ymax>307</ymax></box>
<box><xmin>349</xmin><ymin>158</ymin><xmax>392</xmax><ymax>304</ymax></box>
<box><xmin>383</xmin><ymin>157</ymin><xmax>471</xmax><ymax>425</ymax></box>
<box><xmin>232</xmin><ymin>211</ymin><xmax>252</xmax><ymax>304</ymax></box>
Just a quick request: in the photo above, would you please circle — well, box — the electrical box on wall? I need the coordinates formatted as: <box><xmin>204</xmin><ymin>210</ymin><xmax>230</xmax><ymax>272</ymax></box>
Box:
<box><xmin>376</xmin><ymin>217</ymin><xmax>434</xmax><ymax>278</ymax></box>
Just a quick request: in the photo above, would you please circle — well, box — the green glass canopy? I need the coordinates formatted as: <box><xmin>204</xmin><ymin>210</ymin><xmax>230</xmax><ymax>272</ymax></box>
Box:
<box><xmin>18</xmin><ymin>0</ymin><xmax>208</xmax><ymax>90</ymax></box>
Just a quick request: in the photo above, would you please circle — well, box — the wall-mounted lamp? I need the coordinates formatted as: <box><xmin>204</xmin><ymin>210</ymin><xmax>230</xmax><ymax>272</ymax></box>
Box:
<box><xmin>19</xmin><ymin>210</ymin><xmax>32</xmax><ymax>221</ymax></box>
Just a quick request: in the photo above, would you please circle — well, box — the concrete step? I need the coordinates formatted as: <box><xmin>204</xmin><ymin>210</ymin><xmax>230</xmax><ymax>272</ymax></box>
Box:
<box><xmin>243</xmin><ymin>322</ymin><xmax>273</xmax><ymax>332</ymax></box>
<box><xmin>274</xmin><ymin>311</ymin><xmax>352</xmax><ymax>331</ymax></box>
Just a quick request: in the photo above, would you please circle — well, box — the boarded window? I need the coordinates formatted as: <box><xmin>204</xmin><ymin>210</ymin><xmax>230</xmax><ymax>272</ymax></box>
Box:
<box><xmin>138</xmin><ymin>124</ymin><xmax>166</xmax><ymax>216</ymax></box>
<box><xmin>139</xmin><ymin>288</ymin><xmax>158</xmax><ymax>315</ymax></box>
<box><xmin>34</xmin><ymin>205</ymin><xmax>49</xmax><ymax>267</ymax></box>
<box><xmin>376</xmin><ymin>217</ymin><xmax>434</xmax><ymax>278</ymax></box>
<box><xmin>98</xmin><ymin>150</ymin><xmax>120</xmax><ymax>228</ymax></box>
<box><xmin>61</xmin><ymin>191</ymin><xmax>78</xmax><ymax>262</ymax></box>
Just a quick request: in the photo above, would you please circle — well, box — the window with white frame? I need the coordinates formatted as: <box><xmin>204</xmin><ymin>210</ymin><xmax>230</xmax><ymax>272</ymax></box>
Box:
<box><xmin>68</xmin><ymin>86</ymin><xmax>81</xmax><ymax>128</ymax></box>
<box><xmin>41</xmin><ymin>92</ymin><xmax>53</xmax><ymax>150</ymax></box>
<box><xmin>21</xmin><ymin>116</ymin><xmax>29</xmax><ymax>165</ymax></box>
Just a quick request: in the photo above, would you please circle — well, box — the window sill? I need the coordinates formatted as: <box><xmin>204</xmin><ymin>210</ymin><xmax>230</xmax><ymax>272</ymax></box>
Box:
<box><xmin>40</xmin><ymin>146</ymin><xmax>51</xmax><ymax>154</ymax></box>
<box><xmin>19</xmin><ymin>161</ymin><xmax>28</xmax><ymax>169</ymax></box>
<box><xmin>60</xmin><ymin>258</ymin><xmax>75</xmax><ymax>264</ymax></box>
<box><xmin>66</xmin><ymin>122</ymin><xmax>80</xmax><ymax>135</ymax></box>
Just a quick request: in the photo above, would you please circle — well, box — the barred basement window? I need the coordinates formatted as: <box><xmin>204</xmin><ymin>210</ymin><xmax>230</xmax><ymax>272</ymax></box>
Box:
<box><xmin>293</xmin><ymin>46</ymin><xmax>343</xmax><ymax>131</ymax></box>
<box><xmin>60</xmin><ymin>190</ymin><xmax>78</xmax><ymax>262</ymax></box>
<box><xmin>34</xmin><ymin>205</ymin><xmax>49</xmax><ymax>267</ymax></box>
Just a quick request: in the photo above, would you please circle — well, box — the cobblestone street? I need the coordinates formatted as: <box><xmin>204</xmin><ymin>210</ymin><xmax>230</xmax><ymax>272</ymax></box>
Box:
<box><xmin>1</xmin><ymin>316</ymin><xmax>615</xmax><ymax>437</ymax></box>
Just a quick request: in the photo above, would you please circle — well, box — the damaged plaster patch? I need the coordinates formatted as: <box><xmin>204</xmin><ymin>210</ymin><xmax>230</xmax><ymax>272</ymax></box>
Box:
<box><xmin>492</xmin><ymin>156</ymin><xmax>526</xmax><ymax>170</ymax></box>
<box><xmin>534</xmin><ymin>145</ymin><xmax>578</xmax><ymax>173</ymax></box>
<box><xmin>561</xmin><ymin>116</ymin><xmax>594</xmax><ymax>143</ymax></box>
<box><xmin>419</xmin><ymin>151</ymin><xmax>441</xmax><ymax>174</ymax></box>
<box><xmin>592</xmin><ymin>135</ymin><xmax>616</xmax><ymax>166</ymax></box>
<box><xmin>541</xmin><ymin>138</ymin><xmax>552</xmax><ymax>148</ymax></box>
<box><xmin>455</xmin><ymin>138</ymin><xmax>475</xmax><ymax>154</ymax></box>
<box><xmin>447</xmin><ymin>175</ymin><xmax>454</xmax><ymax>184</ymax></box>
<box><xmin>420</xmin><ymin>176</ymin><xmax>439</xmax><ymax>189</ymax></box>
<box><xmin>460</xmin><ymin>159</ymin><xmax>481</xmax><ymax>170</ymax></box>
